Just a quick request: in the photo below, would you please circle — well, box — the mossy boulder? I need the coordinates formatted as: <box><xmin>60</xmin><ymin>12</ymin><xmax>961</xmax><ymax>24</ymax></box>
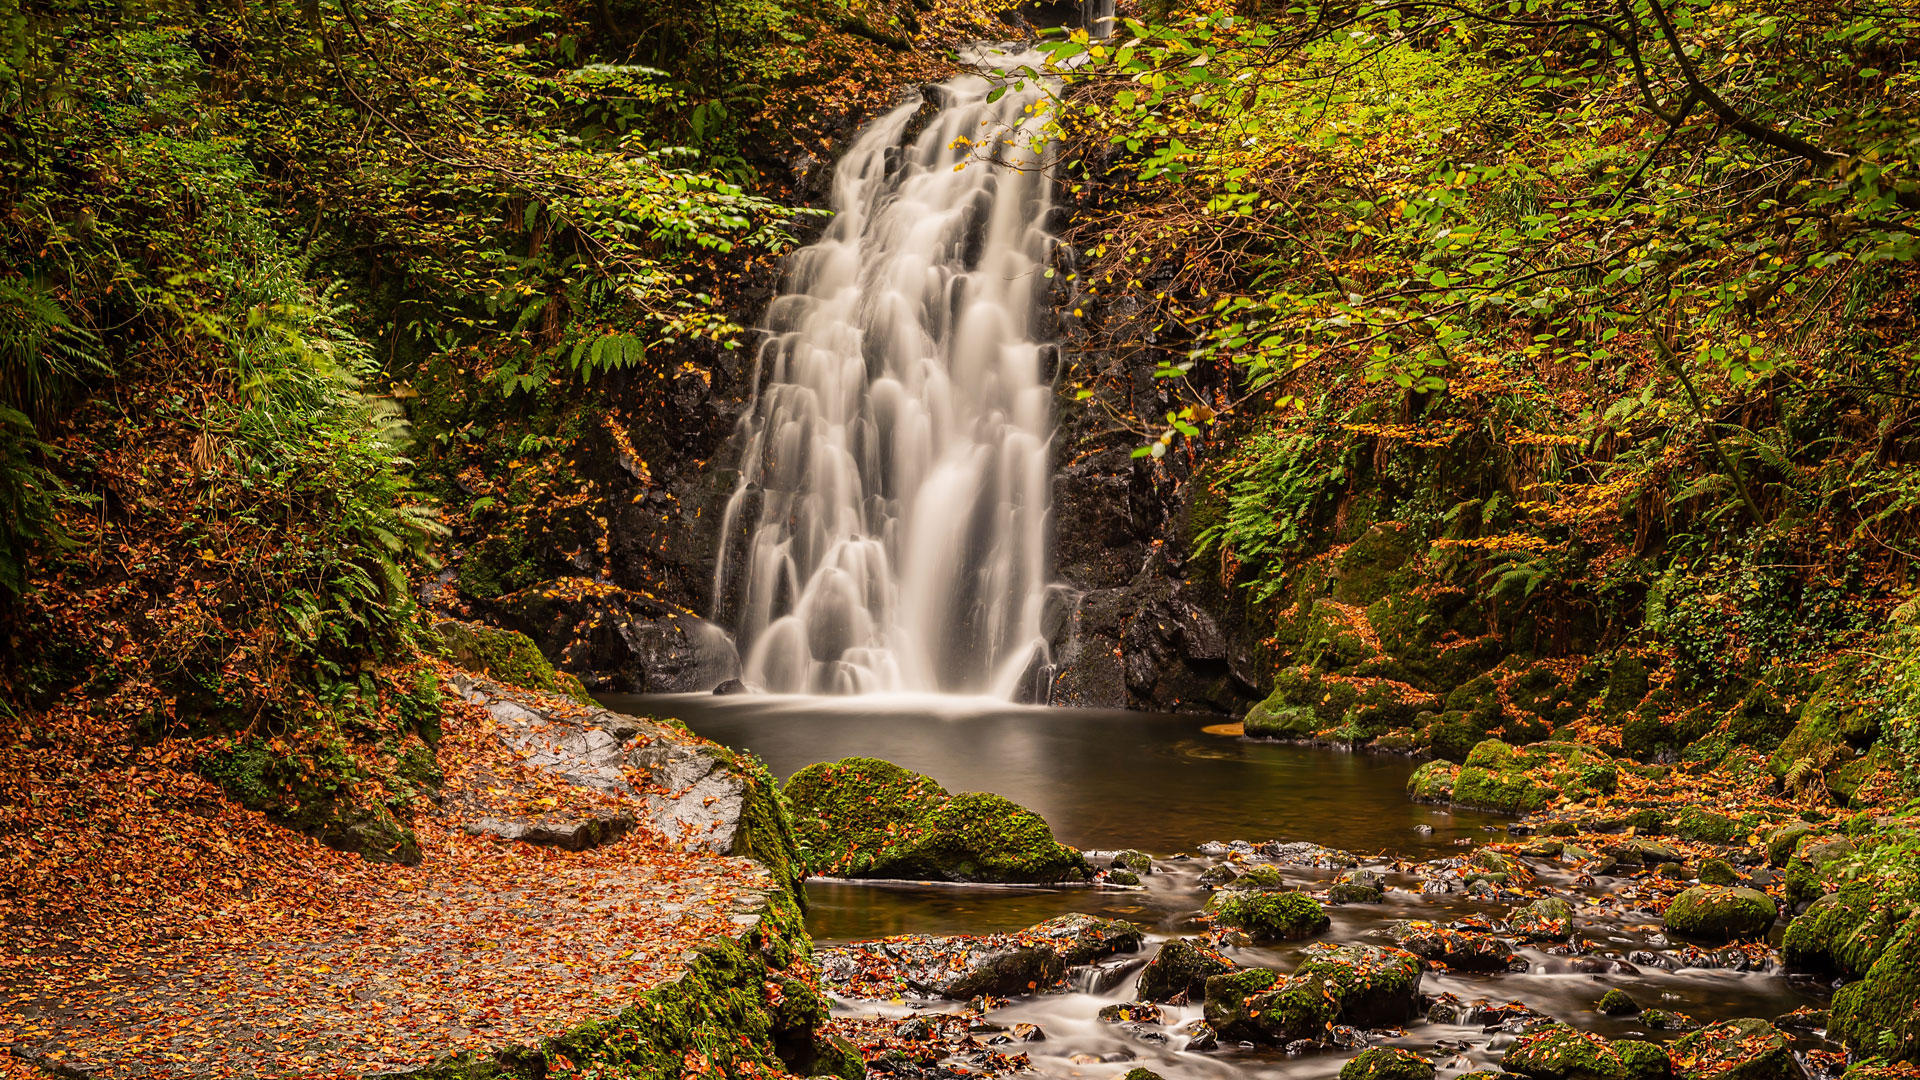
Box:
<box><xmin>1671</xmin><ymin>1019</ymin><xmax>1805</xmax><ymax>1080</ymax></box>
<box><xmin>1202</xmin><ymin>967</ymin><xmax>1283</xmax><ymax>1039</ymax></box>
<box><xmin>436</xmin><ymin>618</ymin><xmax>594</xmax><ymax>705</ymax></box>
<box><xmin>1615</xmin><ymin>1041</ymin><xmax>1672</xmax><ymax>1080</ymax></box>
<box><xmin>1597</xmin><ymin>989</ymin><xmax>1641</xmax><ymax>1015</ymax></box>
<box><xmin>1245</xmin><ymin>700</ymin><xmax>1320</xmax><ymax>739</ymax></box>
<box><xmin>1830</xmin><ymin>910</ymin><xmax>1920</xmax><ymax>1063</ymax></box>
<box><xmin>1386</xmin><ymin>920</ymin><xmax>1514</xmax><ymax>970</ymax></box>
<box><xmin>1765</xmin><ymin>822</ymin><xmax>1814</xmax><ymax>867</ymax></box>
<box><xmin>1329</xmin><ymin>868</ymin><xmax>1386</xmax><ymax>904</ymax></box>
<box><xmin>1135</xmin><ymin>937</ymin><xmax>1233</xmax><ymax>1002</ymax></box>
<box><xmin>784</xmin><ymin>758</ymin><xmax>1088</xmax><ymax>883</ymax></box>
<box><xmin>1783</xmin><ymin>881</ymin><xmax>1905</xmax><ymax>978</ymax></box>
<box><xmin>1408</xmin><ymin>760</ymin><xmax>1458</xmax><ymax>802</ymax></box>
<box><xmin>1341</xmin><ymin>1048</ymin><xmax>1435</xmax><ymax>1080</ymax></box>
<box><xmin>1236</xmin><ymin>943</ymin><xmax>1422</xmax><ymax>1042</ymax></box>
<box><xmin>1502</xmin><ymin>1024</ymin><xmax>1629</xmax><ymax>1080</ymax></box>
<box><xmin>1510</xmin><ymin>897</ymin><xmax>1575</xmax><ymax>941</ymax></box>
<box><xmin>1700</xmin><ymin>859</ymin><xmax>1739</xmax><ymax>886</ymax></box>
<box><xmin>1664</xmin><ymin>885</ymin><xmax>1777</xmax><ymax>941</ymax></box>
<box><xmin>1673</xmin><ymin>808</ymin><xmax>1744</xmax><ymax>843</ymax></box>
<box><xmin>1207</xmin><ymin>889</ymin><xmax>1330</xmax><ymax>942</ymax></box>
<box><xmin>1446</xmin><ymin>739</ymin><xmax>1616</xmax><ymax>814</ymax></box>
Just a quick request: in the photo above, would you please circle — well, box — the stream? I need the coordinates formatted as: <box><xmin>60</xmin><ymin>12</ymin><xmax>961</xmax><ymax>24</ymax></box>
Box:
<box><xmin>607</xmin><ymin>693</ymin><xmax>1832</xmax><ymax>1080</ymax></box>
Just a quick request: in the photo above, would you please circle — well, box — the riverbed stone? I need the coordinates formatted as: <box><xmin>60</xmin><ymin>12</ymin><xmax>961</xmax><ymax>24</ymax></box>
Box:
<box><xmin>1502</xmin><ymin>1023</ymin><xmax>1629</xmax><ymax>1080</ymax></box>
<box><xmin>1385</xmin><ymin>920</ymin><xmax>1515</xmax><ymax>970</ymax></box>
<box><xmin>1596</xmin><ymin>989</ymin><xmax>1641</xmax><ymax>1015</ymax></box>
<box><xmin>1340</xmin><ymin>1047</ymin><xmax>1436</xmax><ymax>1080</ymax></box>
<box><xmin>1136</xmin><ymin>938</ymin><xmax>1234</xmax><ymax>1002</ymax></box>
<box><xmin>1672</xmin><ymin>1019</ymin><xmax>1806</xmax><ymax>1080</ymax></box>
<box><xmin>1615</xmin><ymin>1040</ymin><xmax>1672</xmax><ymax>1080</ymax></box>
<box><xmin>1202</xmin><ymin>967</ymin><xmax>1282</xmax><ymax>1039</ymax></box>
<box><xmin>1238</xmin><ymin>943</ymin><xmax>1423</xmax><ymax>1043</ymax></box>
<box><xmin>1664</xmin><ymin>885</ymin><xmax>1777</xmax><ymax>941</ymax></box>
<box><xmin>1782</xmin><ymin>881</ymin><xmax>1902</xmax><ymax>977</ymax></box>
<box><xmin>1408</xmin><ymin>760</ymin><xmax>1458</xmax><ymax>802</ymax></box>
<box><xmin>1023</xmin><ymin>913</ymin><xmax>1145</xmax><ymax>966</ymax></box>
<box><xmin>1207</xmin><ymin>889</ymin><xmax>1330</xmax><ymax>942</ymax></box>
<box><xmin>784</xmin><ymin>757</ymin><xmax>1088</xmax><ymax>883</ymax></box>
<box><xmin>1829</xmin><ymin>910</ymin><xmax>1920</xmax><ymax>1063</ymax></box>
<box><xmin>1510</xmin><ymin>896</ymin><xmax>1575</xmax><ymax>941</ymax></box>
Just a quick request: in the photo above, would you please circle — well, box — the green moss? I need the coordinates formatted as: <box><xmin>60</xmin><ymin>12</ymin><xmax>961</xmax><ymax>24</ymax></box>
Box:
<box><xmin>1408</xmin><ymin>760</ymin><xmax>1458</xmax><ymax>801</ymax></box>
<box><xmin>1699</xmin><ymin>859</ymin><xmax>1738</xmax><ymax>886</ymax></box>
<box><xmin>1783</xmin><ymin>881</ymin><xmax>1903</xmax><ymax>978</ymax></box>
<box><xmin>1207</xmin><ymin>889</ymin><xmax>1330</xmax><ymax>941</ymax></box>
<box><xmin>436</xmin><ymin>619</ymin><xmax>593</xmax><ymax>705</ymax></box>
<box><xmin>1673</xmin><ymin>808</ymin><xmax>1742</xmax><ymax>843</ymax></box>
<box><xmin>783</xmin><ymin>758</ymin><xmax>1086</xmax><ymax>884</ymax></box>
<box><xmin>1597</xmin><ymin>989</ymin><xmax>1641</xmax><ymax>1015</ymax></box>
<box><xmin>1663</xmin><ymin>885</ymin><xmax>1777</xmax><ymax>941</ymax></box>
<box><xmin>1202</xmin><ymin>966</ymin><xmax>1282</xmax><ymax>1038</ymax></box>
<box><xmin>1830</xmin><ymin>910</ymin><xmax>1920</xmax><ymax>1062</ymax></box>
<box><xmin>1340</xmin><ymin>1047</ymin><xmax>1435</xmax><ymax>1080</ymax></box>
<box><xmin>1614</xmin><ymin>1041</ymin><xmax>1671</xmax><ymax>1080</ymax></box>
<box><xmin>1671</xmin><ymin>1019</ymin><xmax>1801</xmax><ymax>1080</ymax></box>
<box><xmin>1501</xmin><ymin>1023</ymin><xmax>1628</xmax><ymax>1080</ymax></box>
<box><xmin>1453</xmin><ymin>762</ymin><xmax>1549</xmax><ymax>813</ymax></box>
<box><xmin>1136</xmin><ymin>938</ymin><xmax>1234</xmax><ymax>1002</ymax></box>
<box><xmin>1246</xmin><ymin>701</ymin><xmax>1319</xmax><ymax>739</ymax></box>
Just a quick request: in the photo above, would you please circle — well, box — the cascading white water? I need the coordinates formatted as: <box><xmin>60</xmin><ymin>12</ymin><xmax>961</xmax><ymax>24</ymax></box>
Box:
<box><xmin>713</xmin><ymin>50</ymin><xmax>1057</xmax><ymax>698</ymax></box>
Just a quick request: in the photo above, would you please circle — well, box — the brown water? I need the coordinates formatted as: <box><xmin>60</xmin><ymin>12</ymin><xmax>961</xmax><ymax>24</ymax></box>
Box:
<box><xmin>608</xmin><ymin>693</ymin><xmax>1831</xmax><ymax>1078</ymax></box>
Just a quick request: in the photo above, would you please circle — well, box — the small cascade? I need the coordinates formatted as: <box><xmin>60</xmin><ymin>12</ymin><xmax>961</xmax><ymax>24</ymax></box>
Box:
<box><xmin>713</xmin><ymin>50</ymin><xmax>1059</xmax><ymax>697</ymax></box>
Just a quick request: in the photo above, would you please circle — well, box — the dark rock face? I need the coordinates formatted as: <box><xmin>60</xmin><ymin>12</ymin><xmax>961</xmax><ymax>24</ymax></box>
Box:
<box><xmin>486</xmin><ymin>581</ymin><xmax>740</xmax><ymax>693</ymax></box>
<box><xmin>818</xmin><ymin>914</ymin><xmax>1144</xmax><ymax>1000</ymax></box>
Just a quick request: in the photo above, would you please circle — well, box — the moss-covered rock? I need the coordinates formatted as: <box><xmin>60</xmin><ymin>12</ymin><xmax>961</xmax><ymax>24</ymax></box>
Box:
<box><xmin>1135</xmin><ymin>937</ymin><xmax>1234</xmax><ymax>1002</ymax></box>
<box><xmin>1830</xmin><ymin>910</ymin><xmax>1920</xmax><ymax>1063</ymax></box>
<box><xmin>1386</xmin><ymin>920</ymin><xmax>1515</xmax><ymax>970</ymax></box>
<box><xmin>1207</xmin><ymin>889</ymin><xmax>1330</xmax><ymax>942</ymax></box>
<box><xmin>1783</xmin><ymin>881</ymin><xmax>1904</xmax><ymax>978</ymax></box>
<box><xmin>1245</xmin><ymin>700</ymin><xmax>1320</xmax><ymax>739</ymax></box>
<box><xmin>1503</xmin><ymin>1024</ymin><xmax>1628</xmax><ymax>1080</ymax></box>
<box><xmin>1236</xmin><ymin>943</ymin><xmax>1422</xmax><ymax>1043</ymax></box>
<box><xmin>1671</xmin><ymin>1019</ymin><xmax>1805</xmax><ymax>1080</ymax></box>
<box><xmin>1408</xmin><ymin>760</ymin><xmax>1459</xmax><ymax>802</ymax></box>
<box><xmin>1700</xmin><ymin>858</ymin><xmax>1738</xmax><ymax>886</ymax></box>
<box><xmin>1765</xmin><ymin>822</ymin><xmax>1815</xmax><ymax>867</ymax></box>
<box><xmin>1614</xmin><ymin>1041</ymin><xmax>1671</xmax><ymax>1080</ymax></box>
<box><xmin>1202</xmin><ymin>967</ymin><xmax>1283</xmax><ymax>1039</ymax></box>
<box><xmin>436</xmin><ymin>619</ymin><xmax>594</xmax><ymax>705</ymax></box>
<box><xmin>1329</xmin><ymin>868</ymin><xmax>1386</xmax><ymax>904</ymax></box>
<box><xmin>1444</xmin><ymin>739</ymin><xmax>1616</xmax><ymax>814</ymax></box>
<box><xmin>1673</xmin><ymin>808</ymin><xmax>1743</xmax><ymax>843</ymax></box>
<box><xmin>1597</xmin><ymin>989</ymin><xmax>1641</xmax><ymax>1015</ymax></box>
<box><xmin>1024</xmin><ymin>913</ymin><xmax>1145</xmax><ymax>966</ymax></box>
<box><xmin>1340</xmin><ymin>1048</ymin><xmax>1436</xmax><ymax>1080</ymax></box>
<box><xmin>783</xmin><ymin>758</ymin><xmax>1087</xmax><ymax>883</ymax></box>
<box><xmin>1510</xmin><ymin>897</ymin><xmax>1575</xmax><ymax>941</ymax></box>
<box><xmin>1664</xmin><ymin>885</ymin><xmax>1778</xmax><ymax>941</ymax></box>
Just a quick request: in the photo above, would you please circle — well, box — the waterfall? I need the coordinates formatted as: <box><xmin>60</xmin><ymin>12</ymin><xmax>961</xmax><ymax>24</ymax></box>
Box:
<box><xmin>712</xmin><ymin>51</ymin><xmax>1058</xmax><ymax>698</ymax></box>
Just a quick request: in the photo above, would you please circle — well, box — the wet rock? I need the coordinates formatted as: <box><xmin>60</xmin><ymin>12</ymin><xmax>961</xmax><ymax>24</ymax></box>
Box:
<box><xmin>1829</xmin><ymin>909</ymin><xmax>1920</xmax><ymax>1063</ymax></box>
<box><xmin>820</xmin><ymin>935</ymin><xmax>1065</xmax><ymax>1000</ymax></box>
<box><xmin>1330</xmin><ymin>868</ymin><xmax>1387</xmax><ymax>904</ymax></box>
<box><xmin>1135</xmin><ymin>937</ymin><xmax>1233</xmax><ymax>1002</ymax></box>
<box><xmin>1664</xmin><ymin>885</ymin><xmax>1778</xmax><ymax>941</ymax></box>
<box><xmin>1013</xmin><ymin>1022</ymin><xmax>1045</xmax><ymax>1041</ymax></box>
<box><xmin>1120</xmin><ymin>1070</ymin><xmax>1165</xmax><ymax>1080</ymax></box>
<box><xmin>1223</xmin><ymin>865</ymin><xmax>1288</xmax><ymax>890</ymax></box>
<box><xmin>1024</xmin><ymin>913</ymin><xmax>1145</xmax><ymax>965</ymax></box>
<box><xmin>1257</xmin><ymin>840</ymin><xmax>1361</xmax><ymax>867</ymax></box>
<box><xmin>1502</xmin><ymin>1023</ymin><xmax>1629</xmax><ymax>1080</ymax></box>
<box><xmin>1197</xmin><ymin>841</ymin><xmax>1230</xmax><ymax>855</ymax></box>
<box><xmin>784</xmin><ymin>757</ymin><xmax>1089</xmax><ymax>883</ymax></box>
<box><xmin>1509</xmin><ymin>896</ymin><xmax>1575</xmax><ymax>941</ymax></box>
<box><xmin>712</xmin><ymin>677</ymin><xmax>747</xmax><ymax>695</ymax></box>
<box><xmin>1107</xmin><ymin>869</ymin><xmax>1141</xmax><ymax>886</ymax></box>
<box><xmin>1614</xmin><ymin>1040</ymin><xmax>1672</xmax><ymax>1080</ymax></box>
<box><xmin>1765</xmin><ymin>823</ymin><xmax>1815</xmax><ymax>867</ymax></box>
<box><xmin>1184</xmin><ymin>1020</ymin><xmax>1218</xmax><ymax>1051</ymax></box>
<box><xmin>1408</xmin><ymin>760</ymin><xmax>1459</xmax><ymax>803</ymax></box>
<box><xmin>1597</xmin><ymin>989</ymin><xmax>1642</xmax><ymax>1015</ymax></box>
<box><xmin>1198</xmin><ymin>863</ymin><xmax>1240</xmax><ymax>888</ymax></box>
<box><xmin>484</xmin><ymin>585</ymin><xmax>740</xmax><ymax>693</ymax></box>
<box><xmin>1202</xmin><ymin>967</ymin><xmax>1283</xmax><ymax>1039</ymax></box>
<box><xmin>1341</xmin><ymin>1047</ymin><xmax>1436</xmax><ymax>1080</ymax></box>
<box><xmin>1783</xmin><ymin>881</ymin><xmax>1902</xmax><ymax>978</ymax></box>
<box><xmin>1208</xmin><ymin>889</ymin><xmax>1330</xmax><ymax>942</ymax></box>
<box><xmin>1700</xmin><ymin>858</ymin><xmax>1739</xmax><ymax>886</ymax></box>
<box><xmin>1233</xmin><ymin>943</ymin><xmax>1423</xmax><ymax>1044</ymax></box>
<box><xmin>1098</xmin><ymin>1002</ymin><xmax>1164</xmax><ymax>1024</ymax></box>
<box><xmin>1385</xmin><ymin>920</ymin><xmax>1515</xmax><ymax>970</ymax></box>
<box><xmin>1111</xmin><ymin>849</ymin><xmax>1153</xmax><ymax>875</ymax></box>
<box><xmin>1612</xmin><ymin>838</ymin><xmax>1683</xmax><ymax>866</ymax></box>
<box><xmin>1672</xmin><ymin>1019</ymin><xmax>1806</xmax><ymax>1080</ymax></box>
<box><xmin>1521</xmin><ymin>839</ymin><xmax>1567</xmax><ymax>858</ymax></box>
<box><xmin>1642</xmin><ymin>1009</ymin><xmax>1701</xmax><ymax>1032</ymax></box>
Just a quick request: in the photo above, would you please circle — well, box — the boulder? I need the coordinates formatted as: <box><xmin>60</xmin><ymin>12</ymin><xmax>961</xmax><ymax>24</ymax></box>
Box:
<box><xmin>1782</xmin><ymin>881</ymin><xmax>1903</xmax><ymax>978</ymax></box>
<box><xmin>1700</xmin><ymin>858</ymin><xmax>1739</xmax><ymax>886</ymax></box>
<box><xmin>1596</xmin><ymin>989</ymin><xmax>1641</xmax><ymax>1016</ymax></box>
<box><xmin>1135</xmin><ymin>938</ymin><xmax>1233</xmax><ymax>1003</ymax></box>
<box><xmin>1385</xmin><ymin>920</ymin><xmax>1515</xmax><ymax>970</ymax></box>
<box><xmin>1664</xmin><ymin>885</ymin><xmax>1777</xmax><ymax>941</ymax></box>
<box><xmin>437</xmin><ymin>618</ymin><xmax>594</xmax><ymax>703</ymax></box>
<box><xmin>1023</xmin><ymin>913</ymin><xmax>1144</xmax><ymax>966</ymax></box>
<box><xmin>1233</xmin><ymin>943</ymin><xmax>1423</xmax><ymax>1043</ymax></box>
<box><xmin>817</xmin><ymin>914</ymin><xmax>1141</xmax><ymax>1001</ymax></box>
<box><xmin>1615</xmin><ymin>1040</ymin><xmax>1672</xmax><ymax>1080</ymax></box>
<box><xmin>1672</xmin><ymin>1019</ymin><xmax>1806</xmax><ymax>1080</ymax></box>
<box><xmin>1830</xmin><ymin>910</ymin><xmax>1920</xmax><ymax>1063</ymax></box>
<box><xmin>1341</xmin><ymin>1048</ymin><xmax>1436</xmax><ymax>1080</ymax></box>
<box><xmin>1510</xmin><ymin>897</ymin><xmax>1575</xmax><ymax>941</ymax></box>
<box><xmin>1502</xmin><ymin>1024</ymin><xmax>1628</xmax><ymax>1080</ymax></box>
<box><xmin>1407</xmin><ymin>760</ymin><xmax>1458</xmax><ymax>803</ymax></box>
<box><xmin>1202</xmin><ymin>967</ymin><xmax>1282</xmax><ymax>1039</ymax></box>
<box><xmin>1330</xmin><ymin>868</ymin><xmax>1386</xmax><ymax>904</ymax></box>
<box><xmin>784</xmin><ymin>757</ymin><xmax>1088</xmax><ymax>883</ymax></box>
<box><xmin>1207</xmin><ymin>889</ymin><xmax>1330</xmax><ymax>942</ymax></box>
